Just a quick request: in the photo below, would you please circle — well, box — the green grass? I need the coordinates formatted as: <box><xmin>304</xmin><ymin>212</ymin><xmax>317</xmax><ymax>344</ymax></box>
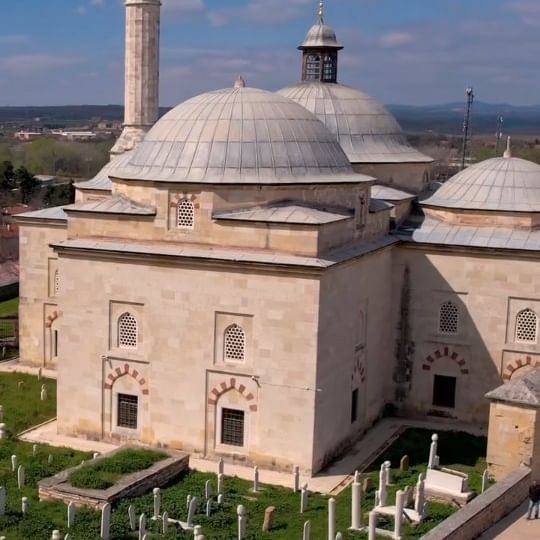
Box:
<box><xmin>0</xmin><ymin>373</ymin><xmax>57</xmax><ymax>436</ymax></box>
<box><xmin>0</xmin><ymin>373</ymin><xmax>489</xmax><ymax>539</ymax></box>
<box><xmin>68</xmin><ymin>448</ymin><xmax>168</xmax><ymax>490</ymax></box>
<box><xmin>0</xmin><ymin>297</ymin><xmax>19</xmax><ymax>317</ymax></box>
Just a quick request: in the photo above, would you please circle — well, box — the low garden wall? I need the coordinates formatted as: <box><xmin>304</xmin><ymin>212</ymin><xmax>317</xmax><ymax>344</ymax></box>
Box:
<box><xmin>39</xmin><ymin>446</ymin><xmax>189</xmax><ymax>509</ymax></box>
<box><xmin>421</xmin><ymin>467</ymin><xmax>531</xmax><ymax>540</ymax></box>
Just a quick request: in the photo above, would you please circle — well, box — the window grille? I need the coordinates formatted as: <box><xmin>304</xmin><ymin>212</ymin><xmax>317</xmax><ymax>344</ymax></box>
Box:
<box><xmin>54</xmin><ymin>269</ymin><xmax>60</xmax><ymax>296</ymax></box>
<box><xmin>117</xmin><ymin>393</ymin><xmax>138</xmax><ymax>429</ymax></box>
<box><xmin>177</xmin><ymin>199</ymin><xmax>194</xmax><ymax>229</ymax></box>
<box><xmin>118</xmin><ymin>312</ymin><xmax>138</xmax><ymax>348</ymax></box>
<box><xmin>305</xmin><ymin>55</ymin><xmax>321</xmax><ymax>80</ymax></box>
<box><xmin>439</xmin><ymin>302</ymin><xmax>458</xmax><ymax>334</ymax></box>
<box><xmin>224</xmin><ymin>324</ymin><xmax>246</xmax><ymax>362</ymax></box>
<box><xmin>516</xmin><ymin>308</ymin><xmax>538</xmax><ymax>343</ymax></box>
<box><xmin>221</xmin><ymin>408</ymin><xmax>245</xmax><ymax>447</ymax></box>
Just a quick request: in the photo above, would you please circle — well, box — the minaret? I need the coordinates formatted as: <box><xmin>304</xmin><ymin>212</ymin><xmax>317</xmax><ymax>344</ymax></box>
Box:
<box><xmin>298</xmin><ymin>0</ymin><xmax>343</xmax><ymax>83</ymax></box>
<box><xmin>111</xmin><ymin>0</ymin><xmax>161</xmax><ymax>156</ymax></box>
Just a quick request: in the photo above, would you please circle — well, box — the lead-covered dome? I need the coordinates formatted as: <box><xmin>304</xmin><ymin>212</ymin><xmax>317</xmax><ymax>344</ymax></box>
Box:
<box><xmin>114</xmin><ymin>86</ymin><xmax>369</xmax><ymax>185</ymax></box>
<box><xmin>278</xmin><ymin>82</ymin><xmax>433</xmax><ymax>164</ymax></box>
<box><xmin>422</xmin><ymin>154</ymin><xmax>540</xmax><ymax>212</ymax></box>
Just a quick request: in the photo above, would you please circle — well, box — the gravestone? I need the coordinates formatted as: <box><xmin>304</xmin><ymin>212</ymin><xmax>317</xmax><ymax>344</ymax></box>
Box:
<box><xmin>205</xmin><ymin>479</ymin><xmax>212</xmax><ymax>499</ymax></box>
<box><xmin>328</xmin><ymin>498</ymin><xmax>336</xmax><ymax>540</ymax></box>
<box><xmin>253</xmin><ymin>465</ymin><xmax>259</xmax><ymax>492</ymax></box>
<box><xmin>217</xmin><ymin>473</ymin><xmax>224</xmax><ymax>495</ymax></box>
<box><xmin>101</xmin><ymin>503</ymin><xmax>111</xmax><ymax>540</ymax></box>
<box><xmin>300</xmin><ymin>484</ymin><xmax>308</xmax><ymax>513</ymax></box>
<box><xmin>17</xmin><ymin>465</ymin><xmax>25</xmax><ymax>489</ymax></box>
<box><xmin>41</xmin><ymin>384</ymin><xmax>48</xmax><ymax>401</ymax></box>
<box><xmin>187</xmin><ymin>496</ymin><xmax>198</xmax><ymax>528</ymax></box>
<box><xmin>400</xmin><ymin>455</ymin><xmax>410</xmax><ymax>472</ymax></box>
<box><xmin>303</xmin><ymin>520</ymin><xmax>311</xmax><ymax>540</ymax></box>
<box><xmin>32</xmin><ymin>444</ymin><xmax>37</xmax><ymax>457</ymax></box>
<box><xmin>51</xmin><ymin>531</ymin><xmax>61</xmax><ymax>540</ymax></box>
<box><xmin>206</xmin><ymin>499</ymin><xmax>212</xmax><ymax>517</ymax></box>
<box><xmin>162</xmin><ymin>511</ymin><xmax>169</xmax><ymax>533</ymax></box>
<box><xmin>217</xmin><ymin>493</ymin><xmax>224</xmax><ymax>505</ymax></box>
<box><xmin>362</xmin><ymin>477</ymin><xmax>372</xmax><ymax>494</ymax></box>
<box><xmin>237</xmin><ymin>505</ymin><xmax>247</xmax><ymax>540</ymax></box>
<box><xmin>128</xmin><ymin>505</ymin><xmax>136</xmax><ymax>530</ymax></box>
<box><xmin>351</xmin><ymin>478</ymin><xmax>362</xmax><ymax>530</ymax></box>
<box><xmin>11</xmin><ymin>454</ymin><xmax>17</xmax><ymax>472</ymax></box>
<box><xmin>138</xmin><ymin>513</ymin><xmax>146</xmax><ymax>540</ymax></box>
<box><xmin>218</xmin><ymin>458</ymin><xmax>224</xmax><ymax>475</ymax></box>
<box><xmin>67</xmin><ymin>501</ymin><xmax>76</xmax><ymax>528</ymax></box>
<box><xmin>293</xmin><ymin>465</ymin><xmax>300</xmax><ymax>492</ymax></box>
<box><xmin>262</xmin><ymin>506</ymin><xmax>275</xmax><ymax>531</ymax></box>
<box><xmin>368</xmin><ymin>511</ymin><xmax>376</xmax><ymax>540</ymax></box>
<box><xmin>0</xmin><ymin>423</ymin><xmax>5</xmax><ymax>440</ymax></box>
<box><xmin>153</xmin><ymin>487</ymin><xmax>161</xmax><ymax>519</ymax></box>
<box><xmin>21</xmin><ymin>496</ymin><xmax>28</xmax><ymax>515</ymax></box>
<box><xmin>428</xmin><ymin>434</ymin><xmax>439</xmax><ymax>469</ymax></box>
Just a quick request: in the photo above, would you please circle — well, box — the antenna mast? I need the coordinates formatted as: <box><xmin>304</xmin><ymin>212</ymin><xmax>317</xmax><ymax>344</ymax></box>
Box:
<box><xmin>460</xmin><ymin>87</ymin><xmax>474</xmax><ymax>170</ymax></box>
<box><xmin>495</xmin><ymin>116</ymin><xmax>504</xmax><ymax>156</ymax></box>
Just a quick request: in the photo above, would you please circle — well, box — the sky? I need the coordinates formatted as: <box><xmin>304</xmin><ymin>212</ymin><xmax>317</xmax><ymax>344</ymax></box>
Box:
<box><xmin>0</xmin><ymin>0</ymin><xmax>539</xmax><ymax>107</ymax></box>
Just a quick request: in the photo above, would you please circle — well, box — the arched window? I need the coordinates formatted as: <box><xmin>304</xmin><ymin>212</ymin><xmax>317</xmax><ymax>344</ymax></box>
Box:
<box><xmin>516</xmin><ymin>309</ymin><xmax>538</xmax><ymax>343</ymax></box>
<box><xmin>54</xmin><ymin>269</ymin><xmax>60</xmax><ymax>296</ymax></box>
<box><xmin>118</xmin><ymin>312</ymin><xmax>138</xmax><ymax>348</ymax></box>
<box><xmin>439</xmin><ymin>302</ymin><xmax>458</xmax><ymax>334</ymax></box>
<box><xmin>224</xmin><ymin>324</ymin><xmax>246</xmax><ymax>362</ymax></box>
<box><xmin>322</xmin><ymin>55</ymin><xmax>336</xmax><ymax>82</ymax></box>
<box><xmin>177</xmin><ymin>199</ymin><xmax>194</xmax><ymax>229</ymax></box>
<box><xmin>305</xmin><ymin>55</ymin><xmax>321</xmax><ymax>80</ymax></box>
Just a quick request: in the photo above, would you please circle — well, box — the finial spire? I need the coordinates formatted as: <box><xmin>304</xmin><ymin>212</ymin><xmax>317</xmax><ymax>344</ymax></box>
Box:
<box><xmin>318</xmin><ymin>0</ymin><xmax>324</xmax><ymax>23</ymax></box>
<box><xmin>234</xmin><ymin>76</ymin><xmax>246</xmax><ymax>89</ymax></box>
<box><xmin>503</xmin><ymin>136</ymin><xmax>512</xmax><ymax>158</ymax></box>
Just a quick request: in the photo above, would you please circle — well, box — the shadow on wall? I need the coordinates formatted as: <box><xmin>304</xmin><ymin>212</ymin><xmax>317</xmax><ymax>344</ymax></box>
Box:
<box><xmin>393</xmin><ymin>247</ymin><xmax>506</xmax><ymax>425</ymax></box>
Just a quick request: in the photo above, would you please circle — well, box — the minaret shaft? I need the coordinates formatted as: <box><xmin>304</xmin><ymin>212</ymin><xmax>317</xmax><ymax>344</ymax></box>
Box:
<box><xmin>111</xmin><ymin>0</ymin><xmax>161</xmax><ymax>156</ymax></box>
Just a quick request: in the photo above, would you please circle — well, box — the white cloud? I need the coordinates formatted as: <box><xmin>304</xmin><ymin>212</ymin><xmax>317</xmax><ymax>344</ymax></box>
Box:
<box><xmin>162</xmin><ymin>0</ymin><xmax>205</xmax><ymax>16</ymax></box>
<box><xmin>208</xmin><ymin>0</ymin><xmax>311</xmax><ymax>26</ymax></box>
<box><xmin>380</xmin><ymin>31</ymin><xmax>415</xmax><ymax>49</ymax></box>
<box><xmin>0</xmin><ymin>55</ymin><xmax>82</xmax><ymax>76</ymax></box>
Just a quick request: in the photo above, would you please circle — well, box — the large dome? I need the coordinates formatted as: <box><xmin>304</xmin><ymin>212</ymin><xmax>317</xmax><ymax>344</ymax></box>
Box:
<box><xmin>113</xmin><ymin>85</ymin><xmax>369</xmax><ymax>185</ymax></box>
<box><xmin>278</xmin><ymin>82</ymin><xmax>433</xmax><ymax>164</ymax></box>
<box><xmin>422</xmin><ymin>155</ymin><xmax>540</xmax><ymax>212</ymax></box>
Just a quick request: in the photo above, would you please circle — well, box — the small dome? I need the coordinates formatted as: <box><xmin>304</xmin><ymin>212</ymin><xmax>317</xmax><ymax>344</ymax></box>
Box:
<box><xmin>278</xmin><ymin>82</ymin><xmax>432</xmax><ymax>164</ymax></box>
<box><xmin>299</xmin><ymin>22</ymin><xmax>342</xmax><ymax>49</ymax></box>
<box><xmin>114</xmin><ymin>86</ymin><xmax>369</xmax><ymax>185</ymax></box>
<box><xmin>422</xmin><ymin>156</ymin><xmax>540</xmax><ymax>212</ymax></box>
<box><xmin>74</xmin><ymin>150</ymin><xmax>134</xmax><ymax>192</ymax></box>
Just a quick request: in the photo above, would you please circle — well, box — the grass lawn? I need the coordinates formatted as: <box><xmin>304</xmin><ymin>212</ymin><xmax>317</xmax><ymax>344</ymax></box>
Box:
<box><xmin>68</xmin><ymin>448</ymin><xmax>168</xmax><ymax>490</ymax></box>
<box><xmin>0</xmin><ymin>297</ymin><xmax>18</xmax><ymax>317</ymax></box>
<box><xmin>0</xmin><ymin>372</ymin><xmax>489</xmax><ymax>539</ymax></box>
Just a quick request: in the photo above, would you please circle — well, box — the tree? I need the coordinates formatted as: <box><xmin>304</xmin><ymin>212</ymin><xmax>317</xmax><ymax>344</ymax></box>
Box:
<box><xmin>14</xmin><ymin>167</ymin><xmax>38</xmax><ymax>204</ymax></box>
<box><xmin>0</xmin><ymin>160</ymin><xmax>15</xmax><ymax>190</ymax></box>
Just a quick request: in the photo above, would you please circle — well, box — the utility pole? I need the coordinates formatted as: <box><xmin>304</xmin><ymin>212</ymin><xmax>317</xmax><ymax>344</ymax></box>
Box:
<box><xmin>460</xmin><ymin>87</ymin><xmax>474</xmax><ymax>170</ymax></box>
<box><xmin>495</xmin><ymin>116</ymin><xmax>504</xmax><ymax>156</ymax></box>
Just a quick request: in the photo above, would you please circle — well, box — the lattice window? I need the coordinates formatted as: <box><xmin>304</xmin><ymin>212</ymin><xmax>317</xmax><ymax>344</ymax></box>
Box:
<box><xmin>118</xmin><ymin>312</ymin><xmax>138</xmax><ymax>348</ymax></box>
<box><xmin>516</xmin><ymin>308</ymin><xmax>538</xmax><ymax>343</ymax></box>
<box><xmin>224</xmin><ymin>324</ymin><xmax>246</xmax><ymax>362</ymax></box>
<box><xmin>117</xmin><ymin>393</ymin><xmax>138</xmax><ymax>429</ymax></box>
<box><xmin>54</xmin><ymin>269</ymin><xmax>60</xmax><ymax>296</ymax></box>
<box><xmin>177</xmin><ymin>199</ymin><xmax>194</xmax><ymax>229</ymax></box>
<box><xmin>305</xmin><ymin>55</ymin><xmax>321</xmax><ymax>80</ymax></box>
<box><xmin>322</xmin><ymin>55</ymin><xmax>336</xmax><ymax>82</ymax></box>
<box><xmin>221</xmin><ymin>408</ymin><xmax>245</xmax><ymax>447</ymax></box>
<box><xmin>439</xmin><ymin>302</ymin><xmax>458</xmax><ymax>334</ymax></box>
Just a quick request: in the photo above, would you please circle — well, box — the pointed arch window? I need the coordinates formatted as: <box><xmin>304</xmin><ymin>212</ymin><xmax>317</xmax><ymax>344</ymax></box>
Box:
<box><xmin>118</xmin><ymin>312</ymin><xmax>138</xmax><ymax>349</ymax></box>
<box><xmin>224</xmin><ymin>324</ymin><xmax>246</xmax><ymax>363</ymax></box>
<box><xmin>305</xmin><ymin>54</ymin><xmax>321</xmax><ymax>80</ymax></box>
<box><xmin>439</xmin><ymin>302</ymin><xmax>458</xmax><ymax>334</ymax></box>
<box><xmin>516</xmin><ymin>308</ymin><xmax>538</xmax><ymax>343</ymax></box>
<box><xmin>177</xmin><ymin>198</ymin><xmax>194</xmax><ymax>230</ymax></box>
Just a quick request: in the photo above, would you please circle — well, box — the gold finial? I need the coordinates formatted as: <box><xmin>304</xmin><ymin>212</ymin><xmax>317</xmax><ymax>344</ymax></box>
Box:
<box><xmin>503</xmin><ymin>136</ymin><xmax>512</xmax><ymax>158</ymax></box>
<box><xmin>318</xmin><ymin>0</ymin><xmax>324</xmax><ymax>23</ymax></box>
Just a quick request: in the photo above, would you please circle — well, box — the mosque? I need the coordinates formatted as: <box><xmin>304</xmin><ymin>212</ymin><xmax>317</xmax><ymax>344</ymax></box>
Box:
<box><xmin>16</xmin><ymin>1</ymin><xmax>540</xmax><ymax>476</ymax></box>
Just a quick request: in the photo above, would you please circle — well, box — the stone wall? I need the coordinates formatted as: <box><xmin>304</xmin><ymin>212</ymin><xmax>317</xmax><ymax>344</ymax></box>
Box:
<box><xmin>421</xmin><ymin>467</ymin><xmax>530</xmax><ymax>540</ymax></box>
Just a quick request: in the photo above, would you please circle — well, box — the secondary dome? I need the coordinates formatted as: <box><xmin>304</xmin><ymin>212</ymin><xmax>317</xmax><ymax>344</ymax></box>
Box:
<box><xmin>278</xmin><ymin>82</ymin><xmax>433</xmax><ymax>164</ymax></box>
<box><xmin>300</xmin><ymin>22</ymin><xmax>342</xmax><ymax>49</ymax></box>
<box><xmin>114</xmin><ymin>86</ymin><xmax>369</xmax><ymax>185</ymax></box>
<box><xmin>422</xmin><ymin>154</ymin><xmax>540</xmax><ymax>212</ymax></box>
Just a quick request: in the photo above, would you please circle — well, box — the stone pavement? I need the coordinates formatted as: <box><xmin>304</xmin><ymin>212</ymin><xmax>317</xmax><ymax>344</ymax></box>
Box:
<box><xmin>479</xmin><ymin>501</ymin><xmax>539</xmax><ymax>539</ymax></box>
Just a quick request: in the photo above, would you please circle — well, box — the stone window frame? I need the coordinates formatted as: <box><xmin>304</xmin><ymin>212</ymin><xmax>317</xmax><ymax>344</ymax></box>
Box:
<box><xmin>432</xmin><ymin>292</ymin><xmax>468</xmax><ymax>340</ymax></box>
<box><xmin>214</xmin><ymin>312</ymin><xmax>253</xmax><ymax>367</ymax></box>
<box><xmin>109</xmin><ymin>301</ymin><xmax>144</xmax><ymax>357</ymax></box>
<box><xmin>109</xmin><ymin>372</ymin><xmax>144</xmax><ymax>440</ymax></box>
<box><xmin>355</xmin><ymin>191</ymin><xmax>368</xmax><ymax>230</ymax></box>
<box><xmin>168</xmin><ymin>192</ymin><xmax>199</xmax><ymax>234</ymax></box>
<box><xmin>176</xmin><ymin>198</ymin><xmax>195</xmax><ymax>230</ymax></box>
<box><xmin>515</xmin><ymin>308</ymin><xmax>538</xmax><ymax>344</ymax></box>
<box><xmin>507</xmin><ymin>298</ymin><xmax>540</xmax><ymax>350</ymax></box>
<box><xmin>48</xmin><ymin>258</ymin><xmax>59</xmax><ymax>298</ymax></box>
<box><xmin>215</xmin><ymin>400</ymin><xmax>250</xmax><ymax>455</ymax></box>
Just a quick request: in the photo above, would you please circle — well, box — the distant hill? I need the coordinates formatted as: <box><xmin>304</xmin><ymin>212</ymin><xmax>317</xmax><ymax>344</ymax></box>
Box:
<box><xmin>1</xmin><ymin>102</ymin><xmax>540</xmax><ymax>135</ymax></box>
<box><xmin>387</xmin><ymin>101</ymin><xmax>540</xmax><ymax>135</ymax></box>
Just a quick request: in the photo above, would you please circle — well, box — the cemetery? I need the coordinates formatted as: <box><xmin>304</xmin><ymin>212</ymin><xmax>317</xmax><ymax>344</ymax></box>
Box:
<box><xmin>0</xmin><ymin>372</ymin><xmax>492</xmax><ymax>539</ymax></box>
